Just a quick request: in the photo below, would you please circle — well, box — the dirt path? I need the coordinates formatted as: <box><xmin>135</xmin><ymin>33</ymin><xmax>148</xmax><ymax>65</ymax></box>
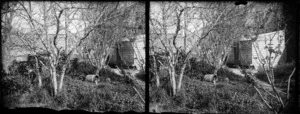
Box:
<box><xmin>228</xmin><ymin>68</ymin><xmax>245</xmax><ymax>77</ymax></box>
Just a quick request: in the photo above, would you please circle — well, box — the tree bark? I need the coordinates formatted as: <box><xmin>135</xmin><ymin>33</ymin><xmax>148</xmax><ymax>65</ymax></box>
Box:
<box><xmin>152</xmin><ymin>56</ymin><xmax>160</xmax><ymax>87</ymax></box>
<box><xmin>58</xmin><ymin>64</ymin><xmax>67</xmax><ymax>92</ymax></box>
<box><xmin>50</xmin><ymin>62</ymin><xmax>57</xmax><ymax>96</ymax></box>
<box><xmin>177</xmin><ymin>63</ymin><xmax>186</xmax><ymax>91</ymax></box>
<box><xmin>170</xmin><ymin>65</ymin><xmax>176</xmax><ymax>96</ymax></box>
<box><xmin>34</xmin><ymin>56</ymin><xmax>42</xmax><ymax>87</ymax></box>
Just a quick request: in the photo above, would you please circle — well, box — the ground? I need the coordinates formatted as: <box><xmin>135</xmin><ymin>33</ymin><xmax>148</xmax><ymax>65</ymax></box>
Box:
<box><xmin>149</xmin><ymin>67</ymin><xmax>290</xmax><ymax>113</ymax></box>
<box><xmin>2</xmin><ymin>68</ymin><xmax>145</xmax><ymax>112</ymax></box>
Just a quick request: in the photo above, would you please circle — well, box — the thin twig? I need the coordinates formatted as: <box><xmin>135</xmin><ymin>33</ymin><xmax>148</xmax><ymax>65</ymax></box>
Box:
<box><xmin>254</xmin><ymin>86</ymin><xmax>274</xmax><ymax>112</ymax></box>
<box><xmin>132</xmin><ymin>86</ymin><xmax>145</xmax><ymax>104</ymax></box>
<box><xmin>286</xmin><ymin>68</ymin><xmax>295</xmax><ymax>99</ymax></box>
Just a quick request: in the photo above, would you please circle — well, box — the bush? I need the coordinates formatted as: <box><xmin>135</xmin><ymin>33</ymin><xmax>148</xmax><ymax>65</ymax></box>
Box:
<box><xmin>66</xmin><ymin>59</ymin><xmax>97</xmax><ymax>80</ymax></box>
<box><xmin>185</xmin><ymin>58</ymin><xmax>215</xmax><ymax>79</ymax></box>
<box><xmin>77</xmin><ymin>62</ymin><xmax>97</xmax><ymax>75</ymax></box>
<box><xmin>26</xmin><ymin>88</ymin><xmax>52</xmax><ymax>105</ymax></box>
<box><xmin>8</xmin><ymin>60</ymin><xmax>28</xmax><ymax>76</ymax></box>
<box><xmin>1</xmin><ymin>75</ymin><xmax>32</xmax><ymax>96</ymax></box>
<box><xmin>150</xmin><ymin>86</ymin><xmax>171</xmax><ymax>104</ymax></box>
<box><xmin>172</xmin><ymin>89</ymin><xmax>188</xmax><ymax>107</ymax></box>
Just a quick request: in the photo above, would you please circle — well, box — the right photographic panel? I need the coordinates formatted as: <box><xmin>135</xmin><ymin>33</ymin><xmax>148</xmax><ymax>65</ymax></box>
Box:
<box><xmin>149</xmin><ymin>1</ymin><xmax>297</xmax><ymax>113</ymax></box>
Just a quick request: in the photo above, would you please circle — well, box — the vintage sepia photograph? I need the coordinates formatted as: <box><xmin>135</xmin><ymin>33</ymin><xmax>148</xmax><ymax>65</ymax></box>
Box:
<box><xmin>150</xmin><ymin>1</ymin><xmax>297</xmax><ymax>113</ymax></box>
<box><xmin>1</xmin><ymin>1</ymin><xmax>145</xmax><ymax>112</ymax></box>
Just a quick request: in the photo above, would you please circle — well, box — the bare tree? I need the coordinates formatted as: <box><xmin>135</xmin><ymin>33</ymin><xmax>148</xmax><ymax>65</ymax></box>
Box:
<box><xmin>198</xmin><ymin>3</ymin><xmax>249</xmax><ymax>75</ymax></box>
<box><xmin>8</xmin><ymin>1</ymin><xmax>132</xmax><ymax>96</ymax></box>
<box><xmin>150</xmin><ymin>2</ymin><xmax>230</xmax><ymax>95</ymax></box>
<box><xmin>238</xmin><ymin>2</ymin><xmax>294</xmax><ymax>114</ymax></box>
<box><xmin>83</xmin><ymin>2</ymin><xmax>144</xmax><ymax>74</ymax></box>
<box><xmin>1</xmin><ymin>2</ymin><xmax>18</xmax><ymax>74</ymax></box>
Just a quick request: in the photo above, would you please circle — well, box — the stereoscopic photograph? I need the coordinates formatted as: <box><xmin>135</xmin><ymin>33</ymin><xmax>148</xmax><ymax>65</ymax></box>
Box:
<box><xmin>1</xmin><ymin>1</ymin><xmax>298</xmax><ymax>114</ymax></box>
<box><xmin>1</xmin><ymin>1</ymin><xmax>145</xmax><ymax>113</ymax></box>
<box><xmin>150</xmin><ymin>1</ymin><xmax>297</xmax><ymax>113</ymax></box>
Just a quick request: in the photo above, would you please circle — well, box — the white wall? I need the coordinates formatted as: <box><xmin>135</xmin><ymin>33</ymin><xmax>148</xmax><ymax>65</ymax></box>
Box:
<box><xmin>252</xmin><ymin>30</ymin><xmax>285</xmax><ymax>69</ymax></box>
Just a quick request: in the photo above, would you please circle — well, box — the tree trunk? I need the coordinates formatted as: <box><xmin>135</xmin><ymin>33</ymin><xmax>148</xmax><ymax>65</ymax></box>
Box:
<box><xmin>51</xmin><ymin>62</ymin><xmax>57</xmax><ymax>96</ymax></box>
<box><xmin>156</xmin><ymin>72</ymin><xmax>160</xmax><ymax>87</ymax></box>
<box><xmin>177</xmin><ymin>63</ymin><xmax>186</xmax><ymax>91</ymax></box>
<box><xmin>58</xmin><ymin>64</ymin><xmax>67</xmax><ymax>92</ymax></box>
<box><xmin>152</xmin><ymin>56</ymin><xmax>160</xmax><ymax>87</ymax></box>
<box><xmin>213</xmin><ymin>68</ymin><xmax>219</xmax><ymax>75</ymax></box>
<box><xmin>34</xmin><ymin>56</ymin><xmax>42</xmax><ymax>87</ymax></box>
<box><xmin>169</xmin><ymin>65</ymin><xmax>176</xmax><ymax>96</ymax></box>
<box><xmin>96</xmin><ymin>67</ymin><xmax>101</xmax><ymax>76</ymax></box>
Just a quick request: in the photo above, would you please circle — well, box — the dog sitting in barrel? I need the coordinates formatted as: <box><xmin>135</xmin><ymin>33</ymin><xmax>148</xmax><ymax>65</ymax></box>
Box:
<box><xmin>203</xmin><ymin>74</ymin><xmax>218</xmax><ymax>84</ymax></box>
<box><xmin>84</xmin><ymin>74</ymin><xmax>100</xmax><ymax>85</ymax></box>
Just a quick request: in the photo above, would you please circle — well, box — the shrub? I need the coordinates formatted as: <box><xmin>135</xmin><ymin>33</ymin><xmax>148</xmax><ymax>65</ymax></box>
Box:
<box><xmin>185</xmin><ymin>58</ymin><xmax>215</xmax><ymax>79</ymax></box>
<box><xmin>1</xmin><ymin>75</ymin><xmax>32</xmax><ymax>96</ymax></box>
<box><xmin>77</xmin><ymin>61</ymin><xmax>97</xmax><ymax>75</ymax></box>
<box><xmin>172</xmin><ymin>89</ymin><xmax>188</xmax><ymax>107</ymax></box>
<box><xmin>67</xmin><ymin>60</ymin><xmax>97</xmax><ymax>80</ymax></box>
<box><xmin>150</xmin><ymin>86</ymin><xmax>171</xmax><ymax>104</ymax></box>
<box><xmin>8</xmin><ymin>61</ymin><xmax>28</xmax><ymax>76</ymax></box>
<box><xmin>25</xmin><ymin>88</ymin><xmax>52</xmax><ymax>105</ymax></box>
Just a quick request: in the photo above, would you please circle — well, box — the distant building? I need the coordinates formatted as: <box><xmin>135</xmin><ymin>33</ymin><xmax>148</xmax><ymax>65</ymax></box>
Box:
<box><xmin>107</xmin><ymin>34</ymin><xmax>145</xmax><ymax>70</ymax></box>
<box><xmin>227</xmin><ymin>30</ymin><xmax>285</xmax><ymax>70</ymax></box>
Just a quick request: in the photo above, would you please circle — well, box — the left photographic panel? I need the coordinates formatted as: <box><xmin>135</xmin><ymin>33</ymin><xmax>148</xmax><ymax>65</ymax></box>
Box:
<box><xmin>1</xmin><ymin>1</ymin><xmax>145</xmax><ymax>113</ymax></box>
